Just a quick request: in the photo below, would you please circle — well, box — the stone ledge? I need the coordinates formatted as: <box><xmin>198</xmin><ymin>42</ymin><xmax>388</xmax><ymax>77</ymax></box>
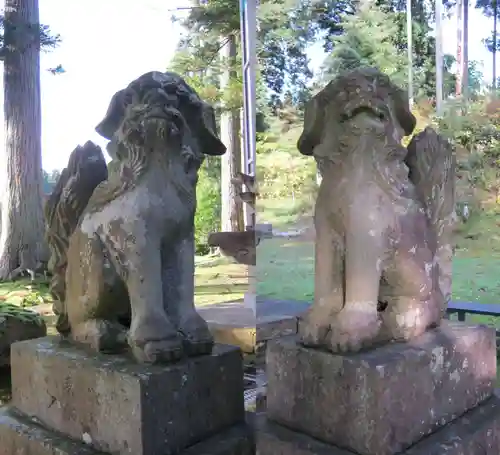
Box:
<box><xmin>266</xmin><ymin>322</ymin><xmax>497</xmax><ymax>455</ymax></box>
<box><xmin>10</xmin><ymin>337</ymin><xmax>245</xmax><ymax>455</ymax></box>
<box><xmin>198</xmin><ymin>299</ymin><xmax>309</xmax><ymax>353</ymax></box>
<box><xmin>257</xmin><ymin>393</ymin><xmax>500</xmax><ymax>455</ymax></box>
<box><xmin>0</xmin><ymin>406</ymin><xmax>105</xmax><ymax>455</ymax></box>
<box><xmin>0</xmin><ymin>406</ymin><xmax>254</xmax><ymax>455</ymax></box>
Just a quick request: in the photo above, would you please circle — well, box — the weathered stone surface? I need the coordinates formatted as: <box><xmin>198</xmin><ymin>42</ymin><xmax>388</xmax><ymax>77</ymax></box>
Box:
<box><xmin>11</xmin><ymin>337</ymin><xmax>245</xmax><ymax>455</ymax></box>
<box><xmin>0</xmin><ymin>406</ymin><xmax>253</xmax><ymax>455</ymax></box>
<box><xmin>257</xmin><ymin>393</ymin><xmax>500</xmax><ymax>455</ymax></box>
<box><xmin>266</xmin><ymin>322</ymin><xmax>496</xmax><ymax>455</ymax></box>
<box><xmin>0</xmin><ymin>311</ymin><xmax>46</xmax><ymax>366</ymax></box>
<box><xmin>45</xmin><ymin>71</ymin><xmax>227</xmax><ymax>363</ymax></box>
<box><xmin>297</xmin><ymin>67</ymin><xmax>456</xmax><ymax>353</ymax></box>
<box><xmin>0</xmin><ymin>406</ymin><xmax>105</xmax><ymax>455</ymax></box>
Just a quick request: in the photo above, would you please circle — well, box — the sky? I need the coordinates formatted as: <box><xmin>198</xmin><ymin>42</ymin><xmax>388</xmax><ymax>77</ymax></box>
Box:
<box><xmin>0</xmin><ymin>0</ymin><xmax>189</xmax><ymax>171</ymax></box>
<box><xmin>0</xmin><ymin>1</ymin><xmax>494</xmax><ymax>172</ymax></box>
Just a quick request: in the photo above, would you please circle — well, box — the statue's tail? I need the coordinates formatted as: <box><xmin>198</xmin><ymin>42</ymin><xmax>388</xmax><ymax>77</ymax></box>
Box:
<box><xmin>45</xmin><ymin>141</ymin><xmax>108</xmax><ymax>333</ymax></box>
<box><xmin>406</xmin><ymin>127</ymin><xmax>456</xmax><ymax>311</ymax></box>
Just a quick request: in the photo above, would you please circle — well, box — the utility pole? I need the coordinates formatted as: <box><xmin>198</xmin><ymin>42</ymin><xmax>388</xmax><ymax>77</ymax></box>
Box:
<box><xmin>435</xmin><ymin>0</ymin><xmax>444</xmax><ymax>115</ymax></box>
<box><xmin>239</xmin><ymin>0</ymin><xmax>257</xmax><ymax>313</ymax></box>
<box><xmin>456</xmin><ymin>0</ymin><xmax>463</xmax><ymax>97</ymax></box>
<box><xmin>407</xmin><ymin>0</ymin><xmax>413</xmax><ymax>106</ymax></box>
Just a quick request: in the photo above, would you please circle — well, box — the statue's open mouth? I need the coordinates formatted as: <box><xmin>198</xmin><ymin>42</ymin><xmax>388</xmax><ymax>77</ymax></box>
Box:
<box><xmin>139</xmin><ymin>106</ymin><xmax>185</xmax><ymax>142</ymax></box>
<box><xmin>340</xmin><ymin>100</ymin><xmax>387</xmax><ymax>123</ymax></box>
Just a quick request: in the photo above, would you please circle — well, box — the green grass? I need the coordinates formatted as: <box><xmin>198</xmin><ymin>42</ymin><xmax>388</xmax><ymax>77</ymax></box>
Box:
<box><xmin>0</xmin><ymin>255</ymin><xmax>247</xmax><ymax>328</ymax></box>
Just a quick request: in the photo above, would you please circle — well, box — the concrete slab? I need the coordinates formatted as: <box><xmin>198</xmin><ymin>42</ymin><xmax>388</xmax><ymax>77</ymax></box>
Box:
<box><xmin>197</xmin><ymin>298</ymin><xmax>310</xmax><ymax>353</ymax></box>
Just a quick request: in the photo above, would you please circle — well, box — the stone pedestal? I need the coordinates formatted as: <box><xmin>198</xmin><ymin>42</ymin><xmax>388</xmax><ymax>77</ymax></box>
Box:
<box><xmin>258</xmin><ymin>322</ymin><xmax>500</xmax><ymax>455</ymax></box>
<box><xmin>0</xmin><ymin>337</ymin><xmax>254</xmax><ymax>455</ymax></box>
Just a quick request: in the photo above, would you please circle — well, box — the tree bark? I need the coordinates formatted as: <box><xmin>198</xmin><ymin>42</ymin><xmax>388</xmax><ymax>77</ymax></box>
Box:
<box><xmin>220</xmin><ymin>34</ymin><xmax>243</xmax><ymax>232</ymax></box>
<box><xmin>0</xmin><ymin>0</ymin><xmax>46</xmax><ymax>279</ymax></box>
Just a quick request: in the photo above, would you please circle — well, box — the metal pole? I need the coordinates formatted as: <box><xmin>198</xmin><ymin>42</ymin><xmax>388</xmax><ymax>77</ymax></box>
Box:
<box><xmin>435</xmin><ymin>0</ymin><xmax>444</xmax><ymax>115</ymax></box>
<box><xmin>239</xmin><ymin>0</ymin><xmax>257</xmax><ymax>312</ymax></box>
<box><xmin>240</xmin><ymin>0</ymin><xmax>256</xmax><ymax>231</ymax></box>
<box><xmin>407</xmin><ymin>0</ymin><xmax>413</xmax><ymax>107</ymax></box>
<box><xmin>456</xmin><ymin>0</ymin><xmax>463</xmax><ymax>96</ymax></box>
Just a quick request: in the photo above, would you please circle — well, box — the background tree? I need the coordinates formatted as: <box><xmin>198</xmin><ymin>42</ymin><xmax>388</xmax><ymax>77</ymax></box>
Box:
<box><xmin>318</xmin><ymin>4</ymin><xmax>408</xmax><ymax>87</ymax></box>
<box><xmin>477</xmin><ymin>0</ymin><xmax>499</xmax><ymax>93</ymax></box>
<box><xmin>0</xmin><ymin>0</ymin><xmax>60</xmax><ymax>279</ymax></box>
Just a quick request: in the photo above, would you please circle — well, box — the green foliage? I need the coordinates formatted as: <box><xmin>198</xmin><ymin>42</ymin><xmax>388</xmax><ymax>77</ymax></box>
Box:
<box><xmin>257</xmin><ymin>119</ymin><xmax>317</xmax><ymax>207</ymax></box>
<box><xmin>434</xmin><ymin>99</ymin><xmax>500</xmax><ymax>204</ymax></box>
<box><xmin>320</xmin><ymin>5</ymin><xmax>407</xmax><ymax>87</ymax></box>
<box><xmin>0</xmin><ymin>303</ymin><xmax>44</xmax><ymax>328</ymax></box>
<box><xmin>195</xmin><ymin>161</ymin><xmax>221</xmax><ymax>255</ymax></box>
<box><xmin>0</xmin><ymin>16</ymin><xmax>60</xmax><ymax>56</ymax></box>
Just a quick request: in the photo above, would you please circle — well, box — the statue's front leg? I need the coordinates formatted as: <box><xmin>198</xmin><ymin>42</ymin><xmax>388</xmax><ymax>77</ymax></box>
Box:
<box><xmin>111</xmin><ymin>228</ymin><xmax>184</xmax><ymax>364</ymax></box>
<box><xmin>299</xmin><ymin>207</ymin><xmax>345</xmax><ymax>347</ymax></box>
<box><xmin>325</xmin><ymin>223</ymin><xmax>384</xmax><ymax>353</ymax></box>
<box><xmin>162</xmin><ymin>229</ymin><xmax>214</xmax><ymax>356</ymax></box>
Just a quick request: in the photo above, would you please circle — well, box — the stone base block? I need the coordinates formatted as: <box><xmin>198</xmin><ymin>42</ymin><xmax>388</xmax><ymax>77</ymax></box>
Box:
<box><xmin>257</xmin><ymin>393</ymin><xmax>500</xmax><ymax>454</ymax></box>
<box><xmin>0</xmin><ymin>406</ymin><xmax>254</xmax><ymax>455</ymax></box>
<box><xmin>10</xmin><ymin>337</ymin><xmax>245</xmax><ymax>455</ymax></box>
<box><xmin>266</xmin><ymin>322</ymin><xmax>496</xmax><ymax>455</ymax></box>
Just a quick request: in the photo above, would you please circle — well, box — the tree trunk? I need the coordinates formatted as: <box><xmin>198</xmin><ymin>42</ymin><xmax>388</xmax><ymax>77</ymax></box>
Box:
<box><xmin>0</xmin><ymin>0</ymin><xmax>46</xmax><ymax>279</ymax></box>
<box><xmin>220</xmin><ymin>34</ymin><xmax>243</xmax><ymax>232</ymax></box>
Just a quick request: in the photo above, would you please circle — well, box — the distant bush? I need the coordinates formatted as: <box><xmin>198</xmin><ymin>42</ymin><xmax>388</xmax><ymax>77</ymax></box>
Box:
<box><xmin>195</xmin><ymin>163</ymin><xmax>221</xmax><ymax>255</ymax></box>
<box><xmin>434</xmin><ymin>98</ymin><xmax>500</xmax><ymax>210</ymax></box>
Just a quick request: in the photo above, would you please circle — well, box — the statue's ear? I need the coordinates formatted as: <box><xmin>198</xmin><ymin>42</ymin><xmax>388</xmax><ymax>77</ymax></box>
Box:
<box><xmin>95</xmin><ymin>89</ymin><xmax>128</xmax><ymax>140</ymax></box>
<box><xmin>297</xmin><ymin>93</ymin><xmax>327</xmax><ymax>156</ymax></box>
<box><xmin>195</xmin><ymin>101</ymin><xmax>226</xmax><ymax>156</ymax></box>
<box><xmin>393</xmin><ymin>87</ymin><xmax>416</xmax><ymax>136</ymax></box>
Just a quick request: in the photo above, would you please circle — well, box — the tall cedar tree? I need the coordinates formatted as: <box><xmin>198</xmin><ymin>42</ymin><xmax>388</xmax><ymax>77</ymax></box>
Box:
<box><xmin>0</xmin><ymin>0</ymin><xmax>59</xmax><ymax>279</ymax></box>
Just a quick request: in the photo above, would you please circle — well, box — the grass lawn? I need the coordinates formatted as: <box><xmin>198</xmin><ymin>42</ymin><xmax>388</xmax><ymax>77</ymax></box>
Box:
<box><xmin>0</xmin><ymin>254</ymin><xmax>247</xmax><ymax>330</ymax></box>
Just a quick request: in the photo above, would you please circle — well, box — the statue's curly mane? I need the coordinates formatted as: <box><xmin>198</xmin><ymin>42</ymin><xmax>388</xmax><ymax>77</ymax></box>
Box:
<box><xmin>406</xmin><ymin>127</ymin><xmax>456</xmax><ymax>224</ymax></box>
<box><xmin>83</xmin><ymin>143</ymin><xmax>150</xmax><ymax>215</ymax></box>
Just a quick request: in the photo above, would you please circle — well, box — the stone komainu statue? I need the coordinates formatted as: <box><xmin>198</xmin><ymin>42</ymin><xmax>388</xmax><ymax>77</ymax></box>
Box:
<box><xmin>45</xmin><ymin>72</ymin><xmax>226</xmax><ymax>364</ymax></box>
<box><xmin>297</xmin><ymin>67</ymin><xmax>455</xmax><ymax>353</ymax></box>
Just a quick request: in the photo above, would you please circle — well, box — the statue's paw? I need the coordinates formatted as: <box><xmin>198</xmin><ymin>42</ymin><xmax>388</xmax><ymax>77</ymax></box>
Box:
<box><xmin>71</xmin><ymin>319</ymin><xmax>128</xmax><ymax>353</ymax></box>
<box><xmin>178</xmin><ymin>313</ymin><xmax>214</xmax><ymax>356</ymax></box>
<box><xmin>130</xmin><ymin>336</ymin><xmax>184</xmax><ymax>364</ymax></box>
<box><xmin>298</xmin><ymin>305</ymin><xmax>336</xmax><ymax>347</ymax></box>
<box><xmin>381</xmin><ymin>300</ymin><xmax>436</xmax><ymax>342</ymax></box>
<box><xmin>325</xmin><ymin>307</ymin><xmax>382</xmax><ymax>353</ymax></box>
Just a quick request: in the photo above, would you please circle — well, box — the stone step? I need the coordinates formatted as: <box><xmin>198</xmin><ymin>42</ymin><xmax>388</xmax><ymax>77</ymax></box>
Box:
<box><xmin>0</xmin><ymin>406</ymin><xmax>105</xmax><ymax>455</ymax></box>
<box><xmin>0</xmin><ymin>406</ymin><xmax>253</xmax><ymax>455</ymax></box>
<box><xmin>257</xmin><ymin>393</ymin><xmax>500</xmax><ymax>454</ymax></box>
<box><xmin>197</xmin><ymin>298</ymin><xmax>309</xmax><ymax>353</ymax></box>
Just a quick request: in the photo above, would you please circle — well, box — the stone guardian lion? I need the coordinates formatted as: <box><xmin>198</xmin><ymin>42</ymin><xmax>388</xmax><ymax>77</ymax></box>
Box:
<box><xmin>297</xmin><ymin>68</ymin><xmax>455</xmax><ymax>353</ymax></box>
<box><xmin>45</xmin><ymin>72</ymin><xmax>226</xmax><ymax>363</ymax></box>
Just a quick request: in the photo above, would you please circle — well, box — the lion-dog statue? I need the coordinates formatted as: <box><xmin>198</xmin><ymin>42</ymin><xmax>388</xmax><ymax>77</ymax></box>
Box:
<box><xmin>45</xmin><ymin>72</ymin><xmax>226</xmax><ymax>363</ymax></box>
<box><xmin>297</xmin><ymin>67</ymin><xmax>455</xmax><ymax>353</ymax></box>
